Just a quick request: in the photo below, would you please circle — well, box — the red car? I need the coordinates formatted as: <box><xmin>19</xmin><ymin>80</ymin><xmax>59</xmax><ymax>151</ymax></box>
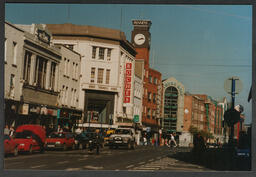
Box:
<box><xmin>14</xmin><ymin>124</ymin><xmax>46</xmax><ymax>154</ymax></box>
<box><xmin>45</xmin><ymin>132</ymin><xmax>75</xmax><ymax>151</ymax></box>
<box><xmin>4</xmin><ymin>135</ymin><xmax>18</xmax><ymax>156</ymax></box>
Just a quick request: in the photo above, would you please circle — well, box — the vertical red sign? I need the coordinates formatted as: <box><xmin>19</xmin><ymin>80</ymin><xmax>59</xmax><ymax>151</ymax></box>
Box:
<box><xmin>124</xmin><ymin>63</ymin><xmax>132</xmax><ymax>103</ymax></box>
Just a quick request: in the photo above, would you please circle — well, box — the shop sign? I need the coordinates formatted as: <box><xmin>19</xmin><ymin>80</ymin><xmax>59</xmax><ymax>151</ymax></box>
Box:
<box><xmin>133</xmin><ymin>115</ymin><xmax>139</xmax><ymax>123</ymax></box>
<box><xmin>41</xmin><ymin>106</ymin><xmax>47</xmax><ymax>115</ymax></box>
<box><xmin>20</xmin><ymin>104</ymin><xmax>29</xmax><ymax>115</ymax></box>
<box><xmin>30</xmin><ymin>106</ymin><xmax>41</xmax><ymax>114</ymax></box>
<box><xmin>124</xmin><ymin>63</ymin><xmax>132</xmax><ymax>103</ymax></box>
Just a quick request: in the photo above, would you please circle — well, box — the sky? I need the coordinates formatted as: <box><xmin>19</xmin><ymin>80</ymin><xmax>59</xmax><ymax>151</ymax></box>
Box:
<box><xmin>5</xmin><ymin>4</ymin><xmax>253</xmax><ymax>124</ymax></box>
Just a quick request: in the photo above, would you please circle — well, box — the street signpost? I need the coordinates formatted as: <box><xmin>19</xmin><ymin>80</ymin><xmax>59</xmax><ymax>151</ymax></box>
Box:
<box><xmin>224</xmin><ymin>76</ymin><xmax>243</xmax><ymax>145</ymax></box>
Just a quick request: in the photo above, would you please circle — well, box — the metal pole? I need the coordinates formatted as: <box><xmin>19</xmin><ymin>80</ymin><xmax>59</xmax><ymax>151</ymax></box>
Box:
<box><xmin>229</xmin><ymin>78</ymin><xmax>236</xmax><ymax>144</ymax></box>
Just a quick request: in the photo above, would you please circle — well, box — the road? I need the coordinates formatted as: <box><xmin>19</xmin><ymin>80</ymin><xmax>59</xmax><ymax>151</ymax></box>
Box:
<box><xmin>4</xmin><ymin>146</ymin><xmax>211</xmax><ymax>171</ymax></box>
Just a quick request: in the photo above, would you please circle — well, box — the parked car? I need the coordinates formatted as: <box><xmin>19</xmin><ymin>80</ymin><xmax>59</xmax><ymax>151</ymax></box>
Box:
<box><xmin>108</xmin><ymin>128</ymin><xmax>136</xmax><ymax>149</ymax></box>
<box><xmin>14</xmin><ymin>124</ymin><xmax>46</xmax><ymax>154</ymax></box>
<box><xmin>45</xmin><ymin>132</ymin><xmax>75</xmax><ymax>151</ymax></box>
<box><xmin>4</xmin><ymin>135</ymin><xmax>18</xmax><ymax>156</ymax></box>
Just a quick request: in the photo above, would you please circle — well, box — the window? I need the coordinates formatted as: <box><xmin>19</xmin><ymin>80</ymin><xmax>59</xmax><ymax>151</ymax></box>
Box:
<box><xmin>35</xmin><ymin>56</ymin><xmax>47</xmax><ymax>89</ymax></box>
<box><xmin>12</xmin><ymin>42</ymin><xmax>17</xmax><ymax>65</ymax></box>
<box><xmin>65</xmin><ymin>87</ymin><xmax>68</xmax><ymax>105</ymax></box>
<box><xmin>148</xmin><ymin>92</ymin><xmax>152</xmax><ymax>102</ymax></box>
<box><xmin>107</xmin><ymin>49</ymin><xmax>111</xmax><ymax>61</ymax></box>
<box><xmin>147</xmin><ymin>108</ymin><xmax>151</xmax><ymax>118</ymax></box>
<box><xmin>64</xmin><ymin>58</ymin><xmax>67</xmax><ymax>75</ymax></box>
<box><xmin>97</xmin><ymin>68</ymin><xmax>104</xmax><ymax>83</ymax></box>
<box><xmin>99</xmin><ymin>47</ymin><xmax>105</xmax><ymax>60</ymax></box>
<box><xmin>4</xmin><ymin>38</ymin><xmax>7</xmax><ymax>62</ymax></box>
<box><xmin>154</xmin><ymin>78</ymin><xmax>157</xmax><ymax>84</ymax></box>
<box><xmin>152</xmin><ymin>110</ymin><xmax>156</xmax><ymax>119</ymax></box>
<box><xmin>49</xmin><ymin>62</ymin><xmax>56</xmax><ymax>90</ymax></box>
<box><xmin>10</xmin><ymin>74</ymin><xmax>15</xmax><ymax>97</ymax></box>
<box><xmin>62</xmin><ymin>85</ymin><xmax>65</xmax><ymax>104</ymax></box>
<box><xmin>73</xmin><ymin>62</ymin><xmax>75</xmax><ymax>79</ymax></box>
<box><xmin>153</xmin><ymin>93</ymin><xmax>156</xmax><ymax>103</ymax></box>
<box><xmin>149</xmin><ymin>75</ymin><xmax>152</xmax><ymax>83</ymax></box>
<box><xmin>90</xmin><ymin>67</ymin><xmax>95</xmax><ymax>83</ymax></box>
<box><xmin>74</xmin><ymin>89</ymin><xmax>77</xmax><ymax>106</ymax></box>
<box><xmin>23</xmin><ymin>51</ymin><xmax>32</xmax><ymax>83</ymax></box>
<box><xmin>76</xmin><ymin>63</ymin><xmax>79</xmax><ymax>79</ymax></box>
<box><xmin>92</xmin><ymin>46</ymin><xmax>97</xmax><ymax>59</ymax></box>
<box><xmin>67</xmin><ymin>59</ymin><xmax>70</xmax><ymax>77</ymax></box>
<box><xmin>71</xmin><ymin>88</ymin><xmax>74</xmax><ymax>106</ymax></box>
<box><xmin>106</xmin><ymin>69</ymin><xmax>110</xmax><ymax>84</ymax></box>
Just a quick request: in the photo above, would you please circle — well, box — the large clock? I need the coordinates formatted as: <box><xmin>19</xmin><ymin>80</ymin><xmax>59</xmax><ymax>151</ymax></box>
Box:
<box><xmin>134</xmin><ymin>33</ymin><xmax>146</xmax><ymax>45</ymax></box>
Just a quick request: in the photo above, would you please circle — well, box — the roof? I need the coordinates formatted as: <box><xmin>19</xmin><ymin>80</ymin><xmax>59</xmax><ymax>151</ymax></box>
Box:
<box><xmin>46</xmin><ymin>23</ymin><xmax>126</xmax><ymax>41</ymax></box>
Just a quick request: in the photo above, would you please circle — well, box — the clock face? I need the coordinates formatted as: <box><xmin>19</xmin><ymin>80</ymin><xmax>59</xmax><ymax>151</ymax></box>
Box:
<box><xmin>134</xmin><ymin>33</ymin><xmax>146</xmax><ymax>45</ymax></box>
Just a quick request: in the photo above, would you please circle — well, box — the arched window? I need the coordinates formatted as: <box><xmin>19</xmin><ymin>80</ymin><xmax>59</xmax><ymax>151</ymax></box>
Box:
<box><xmin>163</xmin><ymin>86</ymin><xmax>178</xmax><ymax>132</ymax></box>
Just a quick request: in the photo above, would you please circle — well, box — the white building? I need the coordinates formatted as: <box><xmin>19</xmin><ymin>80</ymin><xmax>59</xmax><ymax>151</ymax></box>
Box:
<box><xmin>13</xmin><ymin>23</ymin><xmax>61</xmax><ymax>127</ymax></box>
<box><xmin>46</xmin><ymin>23</ymin><xmax>137</xmax><ymax>129</ymax></box>
<box><xmin>55</xmin><ymin>44</ymin><xmax>83</xmax><ymax>128</ymax></box>
<box><xmin>4</xmin><ymin>22</ymin><xmax>24</xmax><ymax>126</ymax></box>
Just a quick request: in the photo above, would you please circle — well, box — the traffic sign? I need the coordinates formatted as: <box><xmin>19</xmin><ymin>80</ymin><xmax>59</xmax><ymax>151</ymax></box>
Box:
<box><xmin>224</xmin><ymin>76</ymin><xmax>243</xmax><ymax>94</ymax></box>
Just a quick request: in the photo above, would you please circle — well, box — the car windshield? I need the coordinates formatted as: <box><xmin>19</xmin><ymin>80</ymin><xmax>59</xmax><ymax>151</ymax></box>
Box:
<box><xmin>49</xmin><ymin>133</ymin><xmax>65</xmax><ymax>138</ymax></box>
<box><xmin>115</xmin><ymin>129</ymin><xmax>130</xmax><ymax>134</ymax></box>
<box><xmin>15</xmin><ymin>132</ymin><xmax>31</xmax><ymax>139</ymax></box>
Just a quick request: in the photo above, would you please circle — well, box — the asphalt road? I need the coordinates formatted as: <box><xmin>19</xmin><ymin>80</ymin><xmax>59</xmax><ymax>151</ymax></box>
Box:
<box><xmin>4</xmin><ymin>146</ymin><xmax>211</xmax><ymax>171</ymax></box>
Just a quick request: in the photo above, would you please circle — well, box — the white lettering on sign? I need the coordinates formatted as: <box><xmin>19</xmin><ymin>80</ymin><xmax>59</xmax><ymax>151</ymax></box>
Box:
<box><xmin>124</xmin><ymin>63</ymin><xmax>132</xmax><ymax>103</ymax></box>
<box><xmin>133</xmin><ymin>20</ymin><xmax>151</xmax><ymax>26</ymax></box>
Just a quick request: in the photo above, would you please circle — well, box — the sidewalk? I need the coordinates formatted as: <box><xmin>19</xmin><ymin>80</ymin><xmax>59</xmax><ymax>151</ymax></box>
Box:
<box><xmin>168</xmin><ymin>147</ymin><xmax>251</xmax><ymax>171</ymax></box>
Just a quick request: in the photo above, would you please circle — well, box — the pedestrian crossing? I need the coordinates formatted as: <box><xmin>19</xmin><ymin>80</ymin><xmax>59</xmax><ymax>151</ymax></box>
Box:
<box><xmin>128</xmin><ymin>157</ymin><xmax>211</xmax><ymax>171</ymax></box>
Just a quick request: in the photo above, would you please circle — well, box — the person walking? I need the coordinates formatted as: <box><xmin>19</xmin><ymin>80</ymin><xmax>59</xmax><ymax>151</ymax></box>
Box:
<box><xmin>170</xmin><ymin>133</ymin><xmax>177</xmax><ymax>147</ymax></box>
<box><xmin>4</xmin><ymin>125</ymin><xmax>10</xmax><ymax>136</ymax></box>
<box><xmin>9</xmin><ymin>126</ymin><xmax>15</xmax><ymax>137</ymax></box>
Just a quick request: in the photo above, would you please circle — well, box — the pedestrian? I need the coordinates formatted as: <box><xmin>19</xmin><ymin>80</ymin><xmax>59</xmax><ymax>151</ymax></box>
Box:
<box><xmin>170</xmin><ymin>133</ymin><xmax>177</xmax><ymax>147</ymax></box>
<box><xmin>57</xmin><ymin>125</ymin><xmax>63</xmax><ymax>133</ymax></box>
<box><xmin>9</xmin><ymin>126</ymin><xmax>15</xmax><ymax>137</ymax></box>
<box><xmin>4</xmin><ymin>125</ymin><xmax>10</xmax><ymax>136</ymax></box>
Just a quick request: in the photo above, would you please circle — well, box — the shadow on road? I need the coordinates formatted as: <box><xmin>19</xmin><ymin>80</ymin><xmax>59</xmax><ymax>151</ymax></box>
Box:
<box><xmin>167</xmin><ymin>147</ymin><xmax>251</xmax><ymax>171</ymax></box>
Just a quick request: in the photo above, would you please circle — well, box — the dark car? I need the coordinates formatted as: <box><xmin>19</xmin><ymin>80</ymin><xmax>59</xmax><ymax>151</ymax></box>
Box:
<box><xmin>74</xmin><ymin>132</ymin><xmax>90</xmax><ymax>150</ymax></box>
<box><xmin>45</xmin><ymin>132</ymin><xmax>75</xmax><ymax>151</ymax></box>
<box><xmin>4</xmin><ymin>135</ymin><xmax>18</xmax><ymax>156</ymax></box>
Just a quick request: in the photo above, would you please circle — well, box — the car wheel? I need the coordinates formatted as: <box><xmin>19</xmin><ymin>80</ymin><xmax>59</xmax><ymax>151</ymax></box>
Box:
<box><xmin>79</xmin><ymin>144</ymin><xmax>83</xmax><ymax>150</ymax></box>
<box><xmin>63</xmin><ymin>144</ymin><xmax>67</xmax><ymax>151</ymax></box>
<box><xmin>127</xmin><ymin>142</ymin><xmax>131</xmax><ymax>149</ymax></box>
<box><xmin>13</xmin><ymin>146</ymin><xmax>18</xmax><ymax>156</ymax></box>
<box><xmin>29</xmin><ymin>146</ymin><xmax>33</xmax><ymax>154</ymax></box>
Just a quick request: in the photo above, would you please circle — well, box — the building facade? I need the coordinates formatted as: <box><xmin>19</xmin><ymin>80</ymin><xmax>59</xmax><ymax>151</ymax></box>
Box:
<box><xmin>14</xmin><ymin>24</ymin><xmax>61</xmax><ymax>128</ymax></box>
<box><xmin>4</xmin><ymin>22</ymin><xmax>24</xmax><ymax>127</ymax></box>
<box><xmin>162</xmin><ymin>77</ymin><xmax>185</xmax><ymax>134</ymax></box>
<box><xmin>46</xmin><ymin>23</ymin><xmax>137</xmax><ymax>129</ymax></box>
<box><xmin>131</xmin><ymin>20</ymin><xmax>162</xmax><ymax>137</ymax></box>
<box><xmin>55</xmin><ymin>45</ymin><xmax>83</xmax><ymax>130</ymax></box>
